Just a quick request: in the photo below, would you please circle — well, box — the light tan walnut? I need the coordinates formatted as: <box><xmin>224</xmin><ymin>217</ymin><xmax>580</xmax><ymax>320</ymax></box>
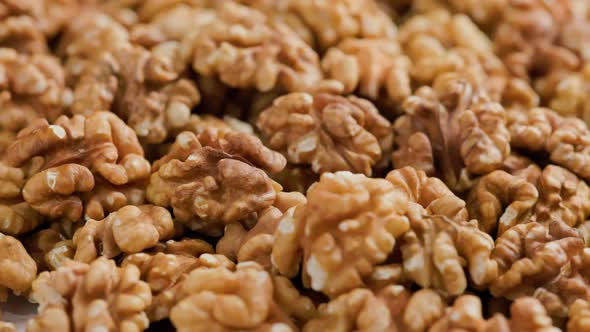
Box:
<box><xmin>491</xmin><ymin>221</ymin><xmax>584</xmax><ymax>302</ymax></box>
<box><xmin>304</xmin><ymin>287</ymin><xmax>445</xmax><ymax>332</ymax></box>
<box><xmin>534</xmin><ymin>165</ymin><xmax>590</xmax><ymax>227</ymax></box>
<box><xmin>257</xmin><ymin>92</ymin><xmax>392</xmax><ymax>176</ymax></box>
<box><xmin>272</xmin><ymin>171</ymin><xmax>410</xmax><ymax>297</ymax></box>
<box><xmin>541</xmin><ymin>64</ymin><xmax>590</xmax><ymax>125</ymax></box>
<box><xmin>546</xmin><ymin>117</ymin><xmax>590</xmax><ymax>181</ymax></box>
<box><xmin>217</xmin><ymin>192</ymin><xmax>306</xmax><ymax>270</ymax></box>
<box><xmin>0</xmin><ymin>48</ymin><xmax>71</xmax><ymax>136</ymax></box>
<box><xmin>393</xmin><ymin>73</ymin><xmax>510</xmax><ymax>191</ymax></box>
<box><xmin>43</xmin><ymin>240</ymin><xmax>74</xmax><ymax>271</ymax></box>
<box><xmin>30</xmin><ymin>257</ymin><xmax>151</xmax><ymax>332</ymax></box>
<box><xmin>4</xmin><ymin>112</ymin><xmax>150</xmax><ymax>221</ymax></box>
<box><xmin>181</xmin><ymin>2</ymin><xmax>341</xmax><ymax>93</ymax></box>
<box><xmin>0</xmin><ymin>161</ymin><xmax>43</xmax><ymax>235</ymax></box>
<box><xmin>467</xmin><ymin>170</ymin><xmax>538</xmax><ymax>235</ymax></box>
<box><xmin>0</xmin><ymin>0</ymin><xmax>79</xmax><ymax>37</ymax></box>
<box><xmin>81</xmin><ymin>178</ymin><xmax>146</xmax><ymax>220</ymax></box>
<box><xmin>291</xmin><ymin>0</ymin><xmax>396</xmax><ymax>49</ymax></box>
<box><xmin>26</xmin><ymin>305</ymin><xmax>70</xmax><ymax>332</ymax></box>
<box><xmin>72</xmin><ymin>205</ymin><xmax>175</xmax><ymax>263</ymax></box>
<box><xmin>322</xmin><ymin>38</ymin><xmax>411</xmax><ymax>103</ymax></box>
<box><xmin>147</xmin><ymin>131</ymin><xmax>281</xmax><ymax>236</ymax></box>
<box><xmin>0</xmin><ymin>233</ymin><xmax>37</xmax><ymax>300</ymax></box>
<box><xmin>0</xmin><ymin>16</ymin><xmax>46</xmax><ymax>53</ymax></box>
<box><xmin>398</xmin><ymin>10</ymin><xmax>507</xmax><ymax>100</ymax></box>
<box><xmin>500</xmin><ymin>154</ymin><xmax>542</xmax><ymax>184</ymax></box>
<box><xmin>506</xmin><ymin>107</ymin><xmax>560</xmax><ymax>151</ymax></box>
<box><xmin>22</xmin><ymin>228</ymin><xmax>64</xmax><ymax>271</ymax></box>
<box><xmin>170</xmin><ymin>261</ymin><xmax>310</xmax><ymax>331</ymax></box>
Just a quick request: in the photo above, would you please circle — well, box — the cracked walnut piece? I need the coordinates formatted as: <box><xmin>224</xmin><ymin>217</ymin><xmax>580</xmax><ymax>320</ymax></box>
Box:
<box><xmin>0</xmin><ymin>233</ymin><xmax>37</xmax><ymax>301</ymax></box>
<box><xmin>393</xmin><ymin>73</ymin><xmax>510</xmax><ymax>191</ymax></box>
<box><xmin>29</xmin><ymin>257</ymin><xmax>151</xmax><ymax>332</ymax></box>
<box><xmin>147</xmin><ymin>131</ymin><xmax>282</xmax><ymax>236</ymax></box>
<box><xmin>4</xmin><ymin>112</ymin><xmax>151</xmax><ymax>221</ymax></box>
<box><xmin>0</xmin><ymin>161</ymin><xmax>43</xmax><ymax>235</ymax></box>
<box><xmin>272</xmin><ymin>171</ymin><xmax>410</xmax><ymax>297</ymax></box>
<box><xmin>257</xmin><ymin>92</ymin><xmax>392</xmax><ymax>176</ymax></box>
<box><xmin>72</xmin><ymin>205</ymin><xmax>175</xmax><ymax>263</ymax></box>
<box><xmin>170</xmin><ymin>261</ymin><xmax>314</xmax><ymax>331</ymax></box>
<box><xmin>181</xmin><ymin>1</ymin><xmax>341</xmax><ymax>93</ymax></box>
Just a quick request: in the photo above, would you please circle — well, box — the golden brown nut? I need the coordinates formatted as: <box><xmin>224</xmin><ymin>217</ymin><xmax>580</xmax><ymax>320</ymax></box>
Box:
<box><xmin>0</xmin><ymin>16</ymin><xmax>46</xmax><ymax>53</ymax></box>
<box><xmin>147</xmin><ymin>131</ymin><xmax>280</xmax><ymax>236</ymax></box>
<box><xmin>72</xmin><ymin>205</ymin><xmax>175</xmax><ymax>263</ymax></box>
<box><xmin>170</xmin><ymin>261</ymin><xmax>311</xmax><ymax>331</ymax></box>
<box><xmin>272</xmin><ymin>171</ymin><xmax>410</xmax><ymax>297</ymax></box>
<box><xmin>25</xmin><ymin>304</ymin><xmax>69</xmax><ymax>332</ymax></box>
<box><xmin>491</xmin><ymin>221</ymin><xmax>584</xmax><ymax>301</ymax></box>
<box><xmin>217</xmin><ymin>191</ymin><xmax>306</xmax><ymax>270</ymax></box>
<box><xmin>81</xmin><ymin>178</ymin><xmax>146</xmax><ymax>220</ymax></box>
<box><xmin>4</xmin><ymin>112</ymin><xmax>150</xmax><ymax>221</ymax></box>
<box><xmin>393</xmin><ymin>73</ymin><xmax>510</xmax><ymax>191</ymax></box>
<box><xmin>534</xmin><ymin>165</ymin><xmax>590</xmax><ymax>227</ymax></box>
<box><xmin>0</xmin><ymin>49</ymin><xmax>71</xmax><ymax>135</ymax></box>
<box><xmin>0</xmin><ymin>161</ymin><xmax>43</xmax><ymax>235</ymax></box>
<box><xmin>257</xmin><ymin>93</ymin><xmax>392</xmax><ymax>176</ymax></box>
<box><xmin>30</xmin><ymin>257</ymin><xmax>151</xmax><ymax>332</ymax></box>
<box><xmin>291</xmin><ymin>0</ymin><xmax>396</xmax><ymax>49</ymax></box>
<box><xmin>304</xmin><ymin>287</ymin><xmax>445</xmax><ymax>332</ymax></box>
<box><xmin>0</xmin><ymin>233</ymin><xmax>37</xmax><ymax>300</ymax></box>
<box><xmin>22</xmin><ymin>228</ymin><xmax>64</xmax><ymax>271</ymax></box>
<box><xmin>467</xmin><ymin>170</ymin><xmax>538</xmax><ymax>235</ymax></box>
<box><xmin>506</xmin><ymin>107</ymin><xmax>559</xmax><ymax>151</ymax></box>
<box><xmin>499</xmin><ymin>153</ymin><xmax>542</xmax><ymax>184</ymax></box>
<box><xmin>546</xmin><ymin>117</ymin><xmax>590</xmax><ymax>181</ymax></box>
<box><xmin>0</xmin><ymin>0</ymin><xmax>79</xmax><ymax>37</ymax></box>
<box><xmin>398</xmin><ymin>10</ymin><xmax>507</xmax><ymax>99</ymax></box>
<box><xmin>568</xmin><ymin>299</ymin><xmax>590</xmax><ymax>332</ymax></box>
<box><xmin>321</xmin><ymin>38</ymin><xmax>411</xmax><ymax>103</ymax></box>
<box><xmin>541</xmin><ymin>64</ymin><xmax>590</xmax><ymax>125</ymax></box>
<box><xmin>181</xmin><ymin>2</ymin><xmax>340</xmax><ymax>93</ymax></box>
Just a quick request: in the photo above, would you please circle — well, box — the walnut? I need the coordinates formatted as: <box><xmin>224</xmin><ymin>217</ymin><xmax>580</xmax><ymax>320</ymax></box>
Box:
<box><xmin>303</xmin><ymin>287</ymin><xmax>445</xmax><ymax>332</ymax></box>
<box><xmin>257</xmin><ymin>93</ymin><xmax>392</xmax><ymax>176</ymax></box>
<box><xmin>0</xmin><ymin>16</ymin><xmax>46</xmax><ymax>53</ymax></box>
<box><xmin>500</xmin><ymin>154</ymin><xmax>542</xmax><ymax>184</ymax></box>
<box><xmin>506</xmin><ymin>107</ymin><xmax>560</xmax><ymax>151</ymax></box>
<box><xmin>0</xmin><ymin>161</ymin><xmax>43</xmax><ymax>235</ymax></box>
<box><xmin>5</xmin><ymin>112</ymin><xmax>151</xmax><ymax>221</ymax></box>
<box><xmin>147</xmin><ymin>131</ymin><xmax>281</xmax><ymax>236</ymax></box>
<box><xmin>82</xmin><ymin>178</ymin><xmax>146</xmax><ymax>220</ymax></box>
<box><xmin>181</xmin><ymin>2</ymin><xmax>341</xmax><ymax>93</ymax></box>
<box><xmin>490</xmin><ymin>221</ymin><xmax>590</xmax><ymax>315</ymax></box>
<box><xmin>0</xmin><ymin>233</ymin><xmax>37</xmax><ymax>300</ymax></box>
<box><xmin>25</xmin><ymin>305</ymin><xmax>70</xmax><ymax>332</ymax></box>
<box><xmin>393</xmin><ymin>73</ymin><xmax>510</xmax><ymax>191</ymax></box>
<box><xmin>568</xmin><ymin>299</ymin><xmax>590</xmax><ymax>332</ymax></box>
<box><xmin>151</xmin><ymin>238</ymin><xmax>215</xmax><ymax>257</ymax></box>
<box><xmin>534</xmin><ymin>165</ymin><xmax>590</xmax><ymax>228</ymax></box>
<box><xmin>271</xmin><ymin>165</ymin><xmax>318</xmax><ymax>194</ymax></box>
<box><xmin>291</xmin><ymin>0</ymin><xmax>396</xmax><ymax>49</ymax></box>
<box><xmin>272</xmin><ymin>171</ymin><xmax>410</xmax><ymax>297</ymax></box>
<box><xmin>398</xmin><ymin>10</ymin><xmax>507</xmax><ymax>100</ymax></box>
<box><xmin>72</xmin><ymin>205</ymin><xmax>175</xmax><ymax>263</ymax></box>
<box><xmin>546</xmin><ymin>117</ymin><xmax>590</xmax><ymax>181</ymax></box>
<box><xmin>541</xmin><ymin>64</ymin><xmax>590</xmax><ymax>124</ymax></box>
<box><xmin>321</xmin><ymin>38</ymin><xmax>411</xmax><ymax>103</ymax></box>
<box><xmin>44</xmin><ymin>240</ymin><xmax>74</xmax><ymax>271</ymax></box>
<box><xmin>467</xmin><ymin>170</ymin><xmax>538</xmax><ymax>235</ymax></box>
<box><xmin>30</xmin><ymin>257</ymin><xmax>151</xmax><ymax>332</ymax></box>
<box><xmin>22</xmin><ymin>228</ymin><xmax>64</xmax><ymax>271</ymax></box>
<box><xmin>0</xmin><ymin>0</ymin><xmax>79</xmax><ymax>37</ymax></box>
<box><xmin>217</xmin><ymin>191</ymin><xmax>306</xmax><ymax>270</ymax></box>
<box><xmin>170</xmin><ymin>261</ymin><xmax>311</xmax><ymax>331</ymax></box>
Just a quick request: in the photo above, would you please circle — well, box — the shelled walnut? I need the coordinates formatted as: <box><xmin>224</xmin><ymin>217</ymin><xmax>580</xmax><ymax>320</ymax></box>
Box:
<box><xmin>29</xmin><ymin>257</ymin><xmax>151</xmax><ymax>332</ymax></box>
<box><xmin>257</xmin><ymin>92</ymin><xmax>392</xmax><ymax>176</ymax></box>
<box><xmin>0</xmin><ymin>233</ymin><xmax>37</xmax><ymax>300</ymax></box>
<box><xmin>147</xmin><ymin>130</ymin><xmax>283</xmax><ymax>236</ymax></box>
<box><xmin>0</xmin><ymin>161</ymin><xmax>43</xmax><ymax>235</ymax></box>
<box><xmin>393</xmin><ymin>73</ymin><xmax>510</xmax><ymax>191</ymax></box>
<box><xmin>4</xmin><ymin>112</ymin><xmax>150</xmax><ymax>221</ymax></box>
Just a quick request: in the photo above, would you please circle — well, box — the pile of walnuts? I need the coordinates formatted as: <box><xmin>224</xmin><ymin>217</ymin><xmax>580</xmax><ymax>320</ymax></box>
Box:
<box><xmin>2</xmin><ymin>0</ymin><xmax>590</xmax><ymax>331</ymax></box>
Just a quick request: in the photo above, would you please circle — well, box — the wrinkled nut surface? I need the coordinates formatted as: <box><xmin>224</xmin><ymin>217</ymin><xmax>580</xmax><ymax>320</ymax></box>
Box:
<box><xmin>393</xmin><ymin>73</ymin><xmax>510</xmax><ymax>191</ymax></box>
<box><xmin>30</xmin><ymin>257</ymin><xmax>151</xmax><ymax>332</ymax></box>
<box><xmin>272</xmin><ymin>171</ymin><xmax>409</xmax><ymax>297</ymax></box>
<box><xmin>0</xmin><ymin>233</ymin><xmax>37</xmax><ymax>300</ymax></box>
<box><xmin>182</xmin><ymin>2</ymin><xmax>341</xmax><ymax>93</ymax></box>
<box><xmin>4</xmin><ymin>112</ymin><xmax>150</xmax><ymax>221</ymax></box>
<box><xmin>73</xmin><ymin>205</ymin><xmax>175</xmax><ymax>263</ymax></box>
<box><xmin>147</xmin><ymin>131</ymin><xmax>279</xmax><ymax>236</ymax></box>
<box><xmin>170</xmin><ymin>261</ymin><xmax>306</xmax><ymax>331</ymax></box>
<box><xmin>0</xmin><ymin>161</ymin><xmax>43</xmax><ymax>235</ymax></box>
<box><xmin>257</xmin><ymin>92</ymin><xmax>392</xmax><ymax>176</ymax></box>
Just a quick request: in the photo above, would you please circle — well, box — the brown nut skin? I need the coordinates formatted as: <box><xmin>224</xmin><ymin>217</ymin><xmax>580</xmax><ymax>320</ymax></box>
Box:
<box><xmin>272</xmin><ymin>171</ymin><xmax>410</xmax><ymax>297</ymax></box>
<box><xmin>30</xmin><ymin>257</ymin><xmax>151</xmax><ymax>332</ymax></box>
<box><xmin>393</xmin><ymin>73</ymin><xmax>510</xmax><ymax>192</ymax></box>
<box><xmin>257</xmin><ymin>92</ymin><xmax>392</xmax><ymax>176</ymax></box>
<box><xmin>568</xmin><ymin>299</ymin><xmax>590</xmax><ymax>332</ymax></box>
<box><xmin>467</xmin><ymin>170</ymin><xmax>539</xmax><ymax>235</ymax></box>
<box><xmin>291</xmin><ymin>0</ymin><xmax>396</xmax><ymax>49</ymax></box>
<box><xmin>0</xmin><ymin>16</ymin><xmax>46</xmax><ymax>53</ymax></box>
<box><xmin>181</xmin><ymin>2</ymin><xmax>341</xmax><ymax>93</ymax></box>
<box><xmin>22</xmin><ymin>228</ymin><xmax>64</xmax><ymax>271</ymax></box>
<box><xmin>491</xmin><ymin>221</ymin><xmax>584</xmax><ymax>302</ymax></box>
<box><xmin>72</xmin><ymin>204</ymin><xmax>175</xmax><ymax>263</ymax></box>
<box><xmin>0</xmin><ymin>161</ymin><xmax>43</xmax><ymax>235</ymax></box>
<box><xmin>147</xmin><ymin>131</ymin><xmax>279</xmax><ymax>236</ymax></box>
<box><xmin>26</xmin><ymin>305</ymin><xmax>70</xmax><ymax>332</ymax></box>
<box><xmin>0</xmin><ymin>233</ymin><xmax>37</xmax><ymax>300</ymax></box>
<box><xmin>321</xmin><ymin>38</ymin><xmax>411</xmax><ymax>103</ymax></box>
<box><xmin>170</xmin><ymin>261</ymin><xmax>308</xmax><ymax>332</ymax></box>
